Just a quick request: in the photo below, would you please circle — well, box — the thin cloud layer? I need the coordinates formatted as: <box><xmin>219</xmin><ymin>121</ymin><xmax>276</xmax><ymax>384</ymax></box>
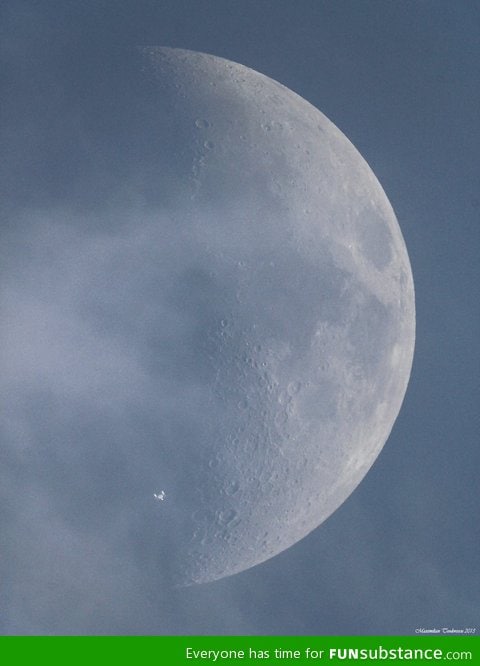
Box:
<box><xmin>1</xmin><ymin>0</ymin><xmax>478</xmax><ymax>635</ymax></box>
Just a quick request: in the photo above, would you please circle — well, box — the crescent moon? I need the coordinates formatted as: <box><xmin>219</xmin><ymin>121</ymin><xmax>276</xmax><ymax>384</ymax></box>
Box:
<box><xmin>128</xmin><ymin>47</ymin><xmax>415</xmax><ymax>585</ymax></box>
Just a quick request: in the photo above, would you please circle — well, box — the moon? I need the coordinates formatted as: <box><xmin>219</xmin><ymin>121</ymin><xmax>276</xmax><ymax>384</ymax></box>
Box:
<box><xmin>3</xmin><ymin>47</ymin><xmax>415</xmax><ymax>587</ymax></box>
<box><xmin>124</xmin><ymin>47</ymin><xmax>415</xmax><ymax>585</ymax></box>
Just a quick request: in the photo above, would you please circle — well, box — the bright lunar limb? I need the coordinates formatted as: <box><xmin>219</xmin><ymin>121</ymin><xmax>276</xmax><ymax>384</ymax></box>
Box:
<box><xmin>130</xmin><ymin>47</ymin><xmax>415</xmax><ymax>585</ymax></box>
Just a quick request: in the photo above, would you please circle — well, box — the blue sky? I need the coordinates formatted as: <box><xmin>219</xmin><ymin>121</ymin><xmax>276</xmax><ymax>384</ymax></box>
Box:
<box><xmin>1</xmin><ymin>1</ymin><xmax>478</xmax><ymax>634</ymax></box>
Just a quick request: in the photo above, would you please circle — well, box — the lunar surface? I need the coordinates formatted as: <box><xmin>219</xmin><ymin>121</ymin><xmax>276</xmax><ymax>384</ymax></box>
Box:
<box><xmin>135</xmin><ymin>47</ymin><xmax>415</xmax><ymax>584</ymax></box>
<box><xmin>2</xmin><ymin>47</ymin><xmax>415</xmax><ymax>586</ymax></box>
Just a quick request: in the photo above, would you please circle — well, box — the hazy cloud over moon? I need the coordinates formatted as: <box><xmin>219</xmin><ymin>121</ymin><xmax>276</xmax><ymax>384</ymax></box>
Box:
<box><xmin>1</xmin><ymin>45</ymin><xmax>415</xmax><ymax>603</ymax></box>
<box><xmin>1</xmin><ymin>2</ymin><xmax>477</xmax><ymax>635</ymax></box>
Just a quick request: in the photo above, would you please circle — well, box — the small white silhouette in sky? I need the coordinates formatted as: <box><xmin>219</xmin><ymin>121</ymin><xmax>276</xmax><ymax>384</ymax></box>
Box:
<box><xmin>153</xmin><ymin>491</ymin><xmax>166</xmax><ymax>501</ymax></box>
